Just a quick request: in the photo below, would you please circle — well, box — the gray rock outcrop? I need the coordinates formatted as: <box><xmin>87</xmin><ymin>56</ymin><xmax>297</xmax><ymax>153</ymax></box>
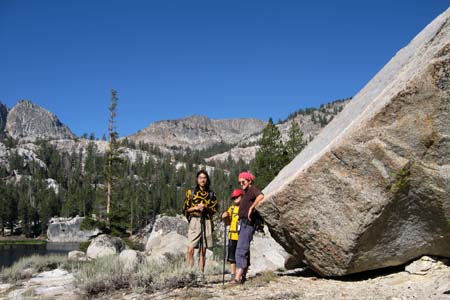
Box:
<box><xmin>144</xmin><ymin>215</ymin><xmax>216</xmax><ymax>267</ymax></box>
<box><xmin>405</xmin><ymin>256</ymin><xmax>437</xmax><ymax>275</ymax></box>
<box><xmin>6</xmin><ymin>100</ymin><xmax>75</xmax><ymax>141</ymax></box>
<box><xmin>86</xmin><ymin>234</ymin><xmax>126</xmax><ymax>259</ymax></box>
<box><xmin>205</xmin><ymin>146</ymin><xmax>258</xmax><ymax>164</ymax></box>
<box><xmin>259</xmin><ymin>8</ymin><xmax>450</xmax><ymax>276</ymax></box>
<box><xmin>0</xmin><ymin>102</ymin><xmax>8</xmax><ymax>137</ymax></box>
<box><xmin>127</xmin><ymin>115</ymin><xmax>266</xmax><ymax>151</ymax></box>
<box><xmin>119</xmin><ymin>249</ymin><xmax>145</xmax><ymax>271</ymax></box>
<box><xmin>47</xmin><ymin>216</ymin><xmax>100</xmax><ymax>243</ymax></box>
<box><xmin>0</xmin><ymin>142</ymin><xmax>7</xmax><ymax>166</ymax></box>
<box><xmin>7</xmin><ymin>268</ymin><xmax>76</xmax><ymax>300</ymax></box>
<box><xmin>249</xmin><ymin>226</ymin><xmax>290</xmax><ymax>275</ymax></box>
<box><xmin>145</xmin><ymin>215</ymin><xmax>189</xmax><ymax>257</ymax></box>
<box><xmin>68</xmin><ymin>250</ymin><xmax>88</xmax><ymax>261</ymax></box>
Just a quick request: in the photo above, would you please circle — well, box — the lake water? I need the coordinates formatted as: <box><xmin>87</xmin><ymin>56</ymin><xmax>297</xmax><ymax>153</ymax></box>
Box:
<box><xmin>0</xmin><ymin>242</ymin><xmax>80</xmax><ymax>269</ymax></box>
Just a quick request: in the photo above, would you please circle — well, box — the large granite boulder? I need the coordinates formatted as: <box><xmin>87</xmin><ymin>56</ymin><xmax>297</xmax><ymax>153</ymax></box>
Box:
<box><xmin>47</xmin><ymin>216</ymin><xmax>100</xmax><ymax>242</ymax></box>
<box><xmin>119</xmin><ymin>249</ymin><xmax>145</xmax><ymax>271</ymax></box>
<box><xmin>259</xmin><ymin>8</ymin><xmax>450</xmax><ymax>276</ymax></box>
<box><xmin>144</xmin><ymin>215</ymin><xmax>216</xmax><ymax>266</ymax></box>
<box><xmin>86</xmin><ymin>234</ymin><xmax>126</xmax><ymax>259</ymax></box>
<box><xmin>145</xmin><ymin>215</ymin><xmax>189</xmax><ymax>258</ymax></box>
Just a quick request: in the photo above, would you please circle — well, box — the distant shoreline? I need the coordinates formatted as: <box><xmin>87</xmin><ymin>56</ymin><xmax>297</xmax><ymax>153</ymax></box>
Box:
<box><xmin>0</xmin><ymin>237</ymin><xmax>47</xmax><ymax>245</ymax></box>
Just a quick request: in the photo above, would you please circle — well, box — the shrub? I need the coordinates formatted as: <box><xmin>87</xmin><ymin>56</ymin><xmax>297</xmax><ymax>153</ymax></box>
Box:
<box><xmin>75</xmin><ymin>253</ymin><xmax>218</xmax><ymax>296</ymax></box>
<box><xmin>0</xmin><ymin>255</ymin><xmax>68</xmax><ymax>283</ymax></box>
<box><xmin>123</xmin><ymin>238</ymin><xmax>145</xmax><ymax>251</ymax></box>
<box><xmin>75</xmin><ymin>255</ymin><xmax>130</xmax><ymax>295</ymax></box>
<box><xmin>79</xmin><ymin>240</ymin><xmax>91</xmax><ymax>253</ymax></box>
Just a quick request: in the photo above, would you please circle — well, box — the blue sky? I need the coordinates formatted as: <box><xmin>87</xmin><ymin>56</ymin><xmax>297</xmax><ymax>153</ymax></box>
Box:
<box><xmin>1</xmin><ymin>1</ymin><xmax>448</xmax><ymax>138</ymax></box>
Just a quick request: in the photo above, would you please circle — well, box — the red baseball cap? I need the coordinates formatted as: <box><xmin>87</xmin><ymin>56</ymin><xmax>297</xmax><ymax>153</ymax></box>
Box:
<box><xmin>230</xmin><ymin>188</ymin><xmax>243</xmax><ymax>199</ymax></box>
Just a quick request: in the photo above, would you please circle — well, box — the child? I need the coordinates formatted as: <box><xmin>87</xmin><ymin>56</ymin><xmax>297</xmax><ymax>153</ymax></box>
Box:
<box><xmin>222</xmin><ymin>188</ymin><xmax>243</xmax><ymax>280</ymax></box>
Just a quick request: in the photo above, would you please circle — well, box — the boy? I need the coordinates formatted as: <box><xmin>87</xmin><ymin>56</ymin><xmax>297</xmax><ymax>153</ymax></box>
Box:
<box><xmin>222</xmin><ymin>188</ymin><xmax>242</xmax><ymax>280</ymax></box>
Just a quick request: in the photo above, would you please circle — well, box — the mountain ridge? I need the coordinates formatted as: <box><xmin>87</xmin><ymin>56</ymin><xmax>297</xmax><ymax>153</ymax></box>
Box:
<box><xmin>0</xmin><ymin>98</ymin><xmax>350</xmax><ymax>162</ymax></box>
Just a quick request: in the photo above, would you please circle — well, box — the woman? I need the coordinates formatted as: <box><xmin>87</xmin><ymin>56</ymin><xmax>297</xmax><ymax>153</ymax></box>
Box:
<box><xmin>232</xmin><ymin>171</ymin><xmax>264</xmax><ymax>284</ymax></box>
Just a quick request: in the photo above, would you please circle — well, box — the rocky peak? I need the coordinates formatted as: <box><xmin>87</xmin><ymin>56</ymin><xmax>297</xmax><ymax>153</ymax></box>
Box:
<box><xmin>0</xmin><ymin>102</ymin><xmax>8</xmax><ymax>137</ymax></box>
<box><xmin>6</xmin><ymin>100</ymin><xmax>75</xmax><ymax>141</ymax></box>
<box><xmin>127</xmin><ymin>115</ymin><xmax>266</xmax><ymax>150</ymax></box>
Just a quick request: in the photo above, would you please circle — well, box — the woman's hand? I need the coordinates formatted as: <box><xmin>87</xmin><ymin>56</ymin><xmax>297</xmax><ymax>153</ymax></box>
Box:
<box><xmin>248</xmin><ymin>206</ymin><xmax>254</xmax><ymax>221</ymax></box>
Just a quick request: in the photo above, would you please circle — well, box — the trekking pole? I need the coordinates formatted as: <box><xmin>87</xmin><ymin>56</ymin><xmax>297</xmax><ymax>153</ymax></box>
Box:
<box><xmin>222</xmin><ymin>184</ymin><xmax>232</xmax><ymax>284</ymax></box>
<box><xmin>198</xmin><ymin>212</ymin><xmax>204</xmax><ymax>271</ymax></box>
<box><xmin>200</xmin><ymin>210</ymin><xmax>207</xmax><ymax>278</ymax></box>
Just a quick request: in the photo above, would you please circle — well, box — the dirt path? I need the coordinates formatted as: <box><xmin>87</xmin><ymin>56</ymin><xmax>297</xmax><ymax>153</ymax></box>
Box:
<box><xmin>101</xmin><ymin>259</ymin><xmax>450</xmax><ymax>300</ymax></box>
<box><xmin>1</xmin><ymin>257</ymin><xmax>449</xmax><ymax>300</ymax></box>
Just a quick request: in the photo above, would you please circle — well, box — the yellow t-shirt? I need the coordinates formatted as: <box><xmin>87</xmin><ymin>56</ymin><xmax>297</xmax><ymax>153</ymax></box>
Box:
<box><xmin>227</xmin><ymin>204</ymin><xmax>239</xmax><ymax>240</ymax></box>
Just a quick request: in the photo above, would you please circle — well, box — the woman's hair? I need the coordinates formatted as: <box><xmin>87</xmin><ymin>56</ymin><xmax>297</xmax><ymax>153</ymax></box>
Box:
<box><xmin>196</xmin><ymin>169</ymin><xmax>211</xmax><ymax>191</ymax></box>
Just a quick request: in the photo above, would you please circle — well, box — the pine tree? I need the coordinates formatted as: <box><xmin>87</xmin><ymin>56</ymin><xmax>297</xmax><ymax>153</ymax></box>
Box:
<box><xmin>254</xmin><ymin>118</ymin><xmax>288</xmax><ymax>189</ymax></box>
<box><xmin>286</xmin><ymin>121</ymin><xmax>306</xmax><ymax>161</ymax></box>
<box><xmin>105</xmin><ymin>89</ymin><xmax>121</xmax><ymax>226</ymax></box>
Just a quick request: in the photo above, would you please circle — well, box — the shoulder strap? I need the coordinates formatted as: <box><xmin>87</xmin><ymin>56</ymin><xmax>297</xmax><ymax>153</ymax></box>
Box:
<box><xmin>190</xmin><ymin>188</ymin><xmax>195</xmax><ymax>202</ymax></box>
<box><xmin>231</xmin><ymin>205</ymin><xmax>239</xmax><ymax>217</ymax></box>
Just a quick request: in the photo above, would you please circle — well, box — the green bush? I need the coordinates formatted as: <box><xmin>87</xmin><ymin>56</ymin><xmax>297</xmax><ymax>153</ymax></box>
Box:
<box><xmin>79</xmin><ymin>240</ymin><xmax>91</xmax><ymax>253</ymax></box>
<box><xmin>123</xmin><ymin>238</ymin><xmax>145</xmax><ymax>251</ymax></box>
<box><xmin>80</xmin><ymin>217</ymin><xmax>106</xmax><ymax>231</ymax></box>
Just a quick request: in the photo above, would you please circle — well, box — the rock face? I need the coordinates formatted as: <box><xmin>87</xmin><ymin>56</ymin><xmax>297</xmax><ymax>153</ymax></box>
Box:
<box><xmin>86</xmin><ymin>234</ymin><xmax>126</xmax><ymax>259</ymax></box>
<box><xmin>205</xmin><ymin>146</ymin><xmax>258</xmax><ymax>164</ymax></box>
<box><xmin>145</xmin><ymin>215</ymin><xmax>189</xmax><ymax>258</ymax></box>
<box><xmin>127</xmin><ymin>115</ymin><xmax>266</xmax><ymax>150</ymax></box>
<box><xmin>47</xmin><ymin>216</ymin><xmax>100</xmax><ymax>242</ymax></box>
<box><xmin>0</xmin><ymin>102</ymin><xmax>8</xmax><ymax>137</ymax></box>
<box><xmin>249</xmin><ymin>226</ymin><xmax>290</xmax><ymax>275</ymax></box>
<box><xmin>259</xmin><ymin>9</ymin><xmax>450</xmax><ymax>276</ymax></box>
<box><xmin>6</xmin><ymin>100</ymin><xmax>75</xmax><ymax>141</ymax></box>
<box><xmin>7</xmin><ymin>268</ymin><xmax>76</xmax><ymax>300</ymax></box>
